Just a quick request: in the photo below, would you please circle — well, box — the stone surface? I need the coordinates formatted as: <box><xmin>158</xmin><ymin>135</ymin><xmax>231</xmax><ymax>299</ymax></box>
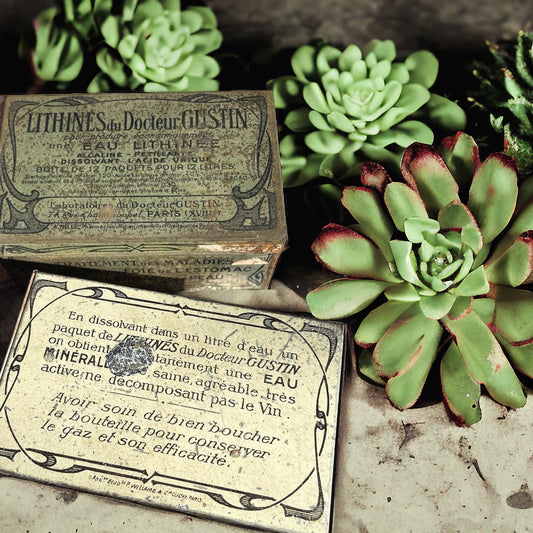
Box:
<box><xmin>0</xmin><ymin>264</ymin><xmax>532</xmax><ymax>532</ymax></box>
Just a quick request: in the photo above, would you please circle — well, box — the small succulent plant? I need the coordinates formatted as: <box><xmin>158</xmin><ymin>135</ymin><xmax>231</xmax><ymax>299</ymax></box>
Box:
<box><xmin>268</xmin><ymin>39</ymin><xmax>466</xmax><ymax>193</ymax></box>
<box><xmin>22</xmin><ymin>0</ymin><xmax>223</xmax><ymax>92</ymax></box>
<box><xmin>473</xmin><ymin>31</ymin><xmax>533</xmax><ymax>178</ymax></box>
<box><xmin>307</xmin><ymin>132</ymin><xmax>532</xmax><ymax>426</ymax></box>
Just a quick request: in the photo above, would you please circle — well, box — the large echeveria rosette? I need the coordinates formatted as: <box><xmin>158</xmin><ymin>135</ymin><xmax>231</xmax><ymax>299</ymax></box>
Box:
<box><xmin>22</xmin><ymin>0</ymin><xmax>222</xmax><ymax>92</ymax></box>
<box><xmin>306</xmin><ymin>132</ymin><xmax>533</xmax><ymax>426</ymax></box>
<box><xmin>473</xmin><ymin>31</ymin><xmax>533</xmax><ymax>179</ymax></box>
<box><xmin>268</xmin><ymin>40</ymin><xmax>466</xmax><ymax>204</ymax></box>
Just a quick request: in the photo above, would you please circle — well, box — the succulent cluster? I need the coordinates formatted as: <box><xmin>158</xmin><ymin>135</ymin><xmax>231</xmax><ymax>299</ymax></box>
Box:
<box><xmin>22</xmin><ymin>0</ymin><xmax>223</xmax><ymax>92</ymax></box>
<box><xmin>307</xmin><ymin>132</ymin><xmax>532</xmax><ymax>426</ymax></box>
<box><xmin>473</xmin><ymin>31</ymin><xmax>533</xmax><ymax>178</ymax></box>
<box><xmin>268</xmin><ymin>39</ymin><xmax>466</xmax><ymax>194</ymax></box>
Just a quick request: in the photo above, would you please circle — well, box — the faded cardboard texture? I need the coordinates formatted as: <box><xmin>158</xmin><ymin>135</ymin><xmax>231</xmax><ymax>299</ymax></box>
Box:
<box><xmin>0</xmin><ymin>271</ymin><xmax>344</xmax><ymax>533</ymax></box>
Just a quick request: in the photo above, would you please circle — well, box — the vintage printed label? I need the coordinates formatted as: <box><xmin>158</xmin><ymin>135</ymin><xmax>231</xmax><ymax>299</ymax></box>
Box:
<box><xmin>0</xmin><ymin>273</ymin><xmax>344</xmax><ymax>533</ymax></box>
<box><xmin>1</xmin><ymin>251</ymin><xmax>276</xmax><ymax>289</ymax></box>
<box><xmin>0</xmin><ymin>92</ymin><xmax>286</xmax><ymax>245</ymax></box>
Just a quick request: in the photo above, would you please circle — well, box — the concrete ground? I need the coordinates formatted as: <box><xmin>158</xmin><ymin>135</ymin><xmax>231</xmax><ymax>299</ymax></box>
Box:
<box><xmin>0</xmin><ymin>1</ymin><xmax>532</xmax><ymax>532</ymax></box>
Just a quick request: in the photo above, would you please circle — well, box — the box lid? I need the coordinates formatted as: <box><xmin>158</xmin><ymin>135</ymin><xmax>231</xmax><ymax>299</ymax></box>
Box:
<box><xmin>0</xmin><ymin>92</ymin><xmax>287</xmax><ymax>255</ymax></box>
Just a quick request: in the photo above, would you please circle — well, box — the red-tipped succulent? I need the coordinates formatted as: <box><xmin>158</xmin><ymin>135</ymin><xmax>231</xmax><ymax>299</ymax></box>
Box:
<box><xmin>307</xmin><ymin>131</ymin><xmax>532</xmax><ymax>425</ymax></box>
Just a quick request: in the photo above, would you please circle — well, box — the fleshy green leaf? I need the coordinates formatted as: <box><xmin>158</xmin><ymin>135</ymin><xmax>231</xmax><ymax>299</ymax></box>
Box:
<box><xmin>468</xmin><ymin>153</ymin><xmax>518</xmax><ymax>244</ymax></box>
<box><xmin>374</xmin><ymin>311</ymin><xmax>439</xmax><ymax>379</ymax></box>
<box><xmin>390</xmin><ymin>240</ymin><xmax>426</xmax><ymax>289</ymax></box>
<box><xmin>404</xmin><ymin>50</ymin><xmax>439</xmax><ymax>88</ymax></box>
<box><xmin>401</xmin><ymin>143</ymin><xmax>459</xmax><ymax>216</ymax></box>
<box><xmin>384</xmin><ymin>283</ymin><xmax>421</xmax><ymax>302</ymax></box>
<box><xmin>285</xmin><ymin>107</ymin><xmax>312</xmax><ymax>132</ymax></box>
<box><xmin>381</xmin><ymin>317</ymin><xmax>442</xmax><ymax>409</ymax></box>
<box><xmin>374</xmin><ymin>84</ymin><xmax>431</xmax><ymax>130</ymax></box>
<box><xmin>404</xmin><ymin>217</ymin><xmax>440</xmax><ymax>243</ymax></box>
<box><xmin>360</xmin><ymin>161</ymin><xmax>390</xmax><ymax>192</ymax></box>
<box><xmin>441</xmin><ymin>341</ymin><xmax>482</xmax><ymax>426</ymax></box>
<box><xmin>497</xmin><ymin>334</ymin><xmax>533</xmax><ymax>378</ymax></box>
<box><xmin>447</xmin><ymin>296</ymin><xmax>474</xmax><ymax>320</ymax></box>
<box><xmin>439</xmin><ymin>132</ymin><xmax>480</xmax><ymax>190</ymax></box>
<box><xmin>303</xmin><ymin>82</ymin><xmax>331</xmax><ymax>113</ymax></box>
<box><xmin>492</xmin><ymin>286</ymin><xmax>533</xmax><ymax>344</ymax></box>
<box><xmin>419</xmin><ymin>292</ymin><xmax>456</xmax><ymax>319</ymax></box>
<box><xmin>438</xmin><ymin>201</ymin><xmax>483</xmax><ymax>254</ymax></box>
<box><xmin>311</xmin><ymin>223</ymin><xmax>398</xmax><ymax>281</ymax></box>
<box><xmin>451</xmin><ymin>266</ymin><xmax>489</xmax><ymax>297</ymax></box>
<box><xmin>269</xmin><ymin>76</ymin><xmax>304</xmax><ymax>109</ymax></box>
<box><xmin>384</xmin><ymin>182</ymin><xmax>428</xmax><ymax>231</ymax></box>
<box><xmin>291</xmin><ymin>44</ymin><xmax>318</xmax><ymax>82</ymax></box>
<box><xmin>305</xmin><ymin>130</ymin><xmax>347</xmax><ymax>154</ymax></box>
<box><xmin>358</xmin><ymin>348</ymin><xmax>386</xmax><ymax>385</ymax></box>
<box><xmin>355</xmin><ymin>301</ymin><xmax>415</xmax><ymax>347</ymax></box>
<box><xmin>342</xmin><ymin>187</ymin><xmax>394</xmax><ymax>261</ymax></box>
<box><xmin>307</xmin><ymin>278</ymin><xmax>393</xmax><ymax>319</ymax></box>
<box><xmin>442</xmin><ymin>312</ymin><xmax>526</xmax><ymax>408</ymax></box>
<box><xmin>370</xmin><ymin>120</ymin><xmax>434</xmax><ymax>148</ymax></box>
<box><xmin>485</xmin><ymin>232</ymin><xmax>533</xmax><ymax>286</ymax></box>
<box><xmin>422</xmin><ymin>94</ymin><xmax>467</xmax><ymax>132</ymax></box>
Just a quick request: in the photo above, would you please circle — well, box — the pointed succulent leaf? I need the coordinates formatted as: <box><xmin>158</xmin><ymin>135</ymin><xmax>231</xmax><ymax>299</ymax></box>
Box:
<box><xmin>496</xmin><ymin>334</ymin><xmax>533</xmax><ymax>378</ymax></box>
<box><xmin>419</xmin><ymin>292</ymin><xmax>456</xmax><ymax>319</ymax></box>
<box><xmin>438</xmin><ymin>201</ymin><xmax>483</xmax><ymax>253</ymax></box>
<box><xmin>439</xmin><ymin>132</ymin><xmax>480</xmax><ymax>191</ymax></box>
<box><xmin>355</xmin><ymin>301</ymin><xmax>415</xmax><ymax>347</ymax></box>
<box><xmin>451</xmin><ymin>266</ymin><xmax>489</xmax><ymax>297</ymax></box>
<box><xmin>384</xmin><ymin>282</ymin><xmax>421</xmax><ymax>302</ymax></box>
<box><xmin>467</xmin><ymin>153</ymin><xmax>518</xmax><ymax>244</ymax></box>
<box><xmin>401</xmin><ymin>143</ymin><xmax>459</xmax><ymax>216</ymax></box>
<box><xmin>447</xmin><ymin>296</ymin><xmax>474</xmax><ymax>320</ymax></box>
<box><xmin>440</xmin><ymin>341</ymin><xmax>482</xmax><ymax>427</ymax></box>
<box><xmin>312</xmin><ymin>224</ymin><xmax>397</xmax><ymax>281</ymax></box>
<box><xmin>390</xmin><ymin>240</ymin><xmax>427</xmax><ymax>289</ymax></box>
<box><xmin>485</xmin><ymin>232</ymin><xmax>533</xmax><ymax>286</ymax></box>
<box><xmin>374</xmin><ymin>311</ymin><xmax>439</xmax><ymax>378</ymax></box>
<box><xmin>384</xmin><ymin>182</ymin><xmax>428</xmax><ymax>231</ymax></box>
<box><xmin>307</xmin><ymin>278</ymin><xmax>393</xmax><ymax>320</ymax></box>
<box><xmin>492</xmin><ymin>286</ymin><xmax>533</xmax><ymax>344</ymax></box>
<box><xmin>404</xmin><ymin>217</ymin><xmax>440</xmax><ymax>243</ymax></box>
<box><xmin>358</xmin><ymin>348</ymin><xmax>387</xmax><ymax>385</ymax></box>
<box><xmin>342</xmin><ymin>187</ymin><xmax>394</xmax><ymax>261</ymax></box>
<box><xmin>490</xmin><ymin>200</ymin><xmax>533</xmax><ymax>266</ymax></box>
<box><xmin>381</xmin><ymin>317</ymin><xmax>442</xmax><ymax>409</ymax></box>
<box><xmin>442</xmin><ymin>312</ymin><xmax>526</xmax><ymax>407</ymax></box>
<box><xmin>472</xmin><ymin>297</ymin><xmax>496</xmax><ymax>325</ymax></box>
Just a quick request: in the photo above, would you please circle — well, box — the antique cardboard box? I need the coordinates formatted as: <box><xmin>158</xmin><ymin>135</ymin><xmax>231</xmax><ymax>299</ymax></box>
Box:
<box><xmin>0</xmin><ymin>92</ymin><xmax>287</xmax><ymax>290</ymax></box>
<box><xmin>0</xmin><ymin>271</ymin><xmax>345</xmax><ymax>533</ymax></box>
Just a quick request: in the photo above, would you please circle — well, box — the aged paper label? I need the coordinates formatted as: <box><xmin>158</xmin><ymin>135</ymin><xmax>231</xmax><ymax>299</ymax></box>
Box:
<box><xmin>0</xmin><ymin>92</ymin><xmax>285</xmax><ymax>244</ymax></box>
<box><xmin>0</xmin><ymin>272</ymin><xmax>344</xmax><ymax>533</ymax></box>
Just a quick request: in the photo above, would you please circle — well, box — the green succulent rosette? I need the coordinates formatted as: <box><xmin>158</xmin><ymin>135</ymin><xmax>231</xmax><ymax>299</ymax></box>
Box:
<box><xmin>473</xmin><ymin>31</ymin><xmax>533</xmax><ymax>178</ymax></box>
<box><xmin>307</xmin><ymin>132</ymin><xmax>533</xmax><ymax>426</ymax></box>
<box><xmin>22</xmin><ymin>0</ymin><xmax>222</xmax><ymax>92</ymax></box>
<box><xmin>268</xmin><ymin>39</ymin><xmax>466</xmax><ymax>194</ymax></box>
